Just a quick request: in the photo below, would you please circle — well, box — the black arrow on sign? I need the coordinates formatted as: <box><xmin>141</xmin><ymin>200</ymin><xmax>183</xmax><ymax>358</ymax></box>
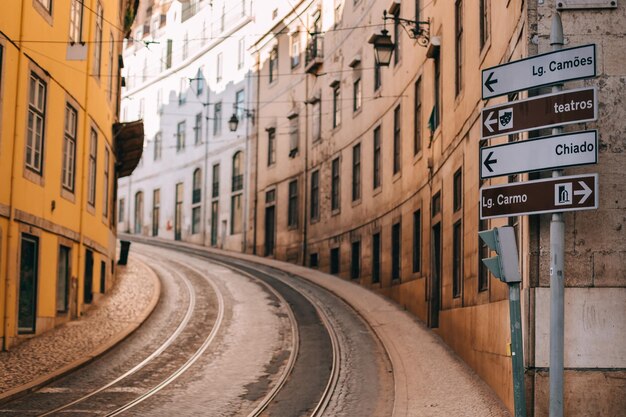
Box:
<box><xmin>484</xmin><ymin>151</ymin><xmax>498</xmax><ymax>173</ymax></box>
<box><xmin>484</xmin><ymin>72</ymin><xmax>498</xmax><ymax>93</ymax></box>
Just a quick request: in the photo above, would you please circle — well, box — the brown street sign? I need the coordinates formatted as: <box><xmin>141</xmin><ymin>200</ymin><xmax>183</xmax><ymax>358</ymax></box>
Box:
<box><xmin>480</xmin><ymin>174</ymin><xmax>598</xmax><ymax>219</ymax></box>
<box><xmin>481</xmin><ymin>87</ymin><xmax>597</xmax><ymax>139</ymax></box>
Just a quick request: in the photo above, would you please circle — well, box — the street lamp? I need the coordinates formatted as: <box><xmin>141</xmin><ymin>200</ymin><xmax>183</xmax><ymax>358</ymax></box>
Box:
<box><xmin>228</xmin><ymin>108</ymin><xmax>255</xmax><ymax>132</ymax></box>
<box><xmin>369</xmin><ymin>10</ymin><xmax>430</xmax><ymax>66</ymax></box>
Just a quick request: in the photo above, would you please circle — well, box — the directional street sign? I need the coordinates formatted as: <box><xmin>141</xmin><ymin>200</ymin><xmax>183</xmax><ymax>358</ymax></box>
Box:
<box><xmin>482</xmin><ymin>44</ymin><xmax>596</xmax><ymax>99</ymax></box>
<box><xmin>481</xmin><ymin>87</ymin><xmax>597</xmax><ymax>139</ymax></box>
<box><xmin>480</xmin><ymin>174</ymin><xmax>598</xmax><ymax>219</ymax></box>
<box><xmin>480</xmin><ymin>130</ymin><xmax>598</xmax><ymax>179</ymax></box>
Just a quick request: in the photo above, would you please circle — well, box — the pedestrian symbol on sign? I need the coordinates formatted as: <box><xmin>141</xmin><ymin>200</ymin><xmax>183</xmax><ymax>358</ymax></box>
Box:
<box><xmin>499</xmin><ymin>108</ymin><xmax>513</xmax><ymax>130</ymax></box>
<box><xmin>555</xmin><ymin>183</ymin><xmax>573</xmax><ymax>206</ymax></box>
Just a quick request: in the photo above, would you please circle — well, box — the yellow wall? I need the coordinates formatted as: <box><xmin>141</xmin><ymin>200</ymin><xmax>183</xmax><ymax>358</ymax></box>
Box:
<box><xmin>1</xmin><ymin>0</ymin><xmax>126</xmax><ymax>349</ymax></box>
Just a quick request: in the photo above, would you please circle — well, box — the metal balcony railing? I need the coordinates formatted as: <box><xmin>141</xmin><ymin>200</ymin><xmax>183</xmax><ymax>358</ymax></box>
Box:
<box><xmin>231</xmin><ymin>175</ymin><xmax>243</xmax><ymax>192</ymax></box>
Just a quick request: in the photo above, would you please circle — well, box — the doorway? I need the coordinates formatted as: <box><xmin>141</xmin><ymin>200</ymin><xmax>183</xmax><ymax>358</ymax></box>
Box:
<box><xmin>56</xmin><ymin>245</ymin><xmax>71</xmax><ymax>313</ymax></box>
<box><xmin>84</xmin><ymin>249</ymin><xmax>94</xmax><ymax>304</ymax></box>
<box><xmin>18</xmin><ymin>235</ymin><xmax>39</xmax><ymax>334</ymax></box>
<box><xmin>264</xmin><ymin>205</ymin><xmax>276</xmax><ymax>256</ymax></box>
<box><xmin>429</xmin><ymin>222</ymin><xmax>442</xmax><ymax>328</ymax></box>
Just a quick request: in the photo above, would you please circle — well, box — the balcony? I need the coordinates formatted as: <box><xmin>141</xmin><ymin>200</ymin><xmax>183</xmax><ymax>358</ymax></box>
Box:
<box><xmin>305</xmin><ymin>35</ymin><xmax>324</xmax><ymax>74</ymax></box>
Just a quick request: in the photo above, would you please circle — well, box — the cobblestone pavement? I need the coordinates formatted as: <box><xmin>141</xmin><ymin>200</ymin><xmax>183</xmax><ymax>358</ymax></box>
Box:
<box><xmin>0</xmin><ymin>256</ymin><xmax>159</xmax><ymax>402</ymax></box>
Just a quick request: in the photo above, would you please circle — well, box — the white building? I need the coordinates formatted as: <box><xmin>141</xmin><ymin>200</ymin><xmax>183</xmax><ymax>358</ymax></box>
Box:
<box><xmin>118</xmin><ymin>0</ymin><xmax>290</xmax><ymax>251</ymax></box>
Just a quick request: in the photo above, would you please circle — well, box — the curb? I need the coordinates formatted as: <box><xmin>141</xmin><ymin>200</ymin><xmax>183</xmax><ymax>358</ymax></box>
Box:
<box><xmin>0</xmin><ymin>256</ymin><xmax>161</xmax><ymax>405</ymax></box>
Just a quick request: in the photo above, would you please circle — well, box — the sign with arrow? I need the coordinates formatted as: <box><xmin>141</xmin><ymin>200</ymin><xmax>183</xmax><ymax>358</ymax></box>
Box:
<box><xmin>482</xmin><ymin>44</ymin><xmax>596</xmax><ymax>99</ymax></box>
<box><xmin>480</xmin><ymin>130</ymin><xmax>598</xmax><ymax>179</ymax></box>
<box><xmin>481</xmin><ymin>87</ymin><xmax>597</xmax><ymax>139</ymax></box>
<box><xmin>480</xmin><ymin>173</ymin><xmax>598</xmax><ymax>219</ymax></box>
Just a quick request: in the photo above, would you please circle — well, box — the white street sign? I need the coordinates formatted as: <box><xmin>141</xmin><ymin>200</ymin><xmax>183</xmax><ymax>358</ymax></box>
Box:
<box><xmin>480</xmin><ymin>130</ymin><xmax>598</xmax><ymax>179</ymax></box>
<box><xmin>482</xmin><ymin>44</ymin><xmax>596</xmax><ymax>99</ymax></box>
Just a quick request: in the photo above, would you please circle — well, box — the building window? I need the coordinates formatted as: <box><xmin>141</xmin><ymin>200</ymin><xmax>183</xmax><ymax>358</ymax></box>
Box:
<box><xmin>453</xmin><ymin>220</ymin><xmax>463</xmax><ymax>298</ymax></box>
<box><xmin>353</xmin><ymin>78</ymin><xmax>362</xmax><ymax>112</ymax></box>
<box><xmin>154</xmin><ymin>132</ymin><xmax>162</xmax><ymax>160</ymax></box>
<box><xmin>269</xmin><ymin>47</ymin><xmax>278</xmax><ymax>83</ymax></box>
<box><xmin>455</xmin><ymin>0</ymin><xmax>464</xmax><ymax>96</ymax></box>
<box><xmin>88</xmin><ymin>129</ymin><xmax>97</xmax><ymax>206</ymax></box>
<box><xmin>119</xmin><ymin>198</ymin><xmax>125</xmax><ymax>223</ymax></box>
<box><xmin>480</xmin><ymin>0</ymin><xmax>490</xmax><ymax>50</ymax></box>
<box><xmin>152</xmin><ymin>189</ymin><xmax>160</xmax><ymax>236</ymax></box>
<box><xmin>310</xmin><ymin>253</ymin><xmax>319</xmax><ymax>268</ymax></box>
<box><xmin>134</xmin><ymin>191</ymin><xmax>143</xmax><ymax>233</ymax></box>
<box><xmin>216</xmin><ymin>52</ymin><xmax>223</xmax><ymax>83</ymax></box>
<box><xmin>231</xmin><ymin>194</ymin><xmax>242</xmax><ymax>234</ymax></box>
<box><xmin>165</xmin><ymin>39</ymin><xmax>173</xmax><ymax>69</ymax></box>
<box><xmin>62</xmin><ymin>103</ymin><xmax>77</xmax><ymax>192</ymax></box>
<box><xmin>267</xmin><ymin>128</ymin><xmax>276</xmax><ymax>166</ymax></box>
<box><xmin>238</xmin><ymin>37</ymin><xmax>245</xmax><ymax>69</ymax></box>
<box><xmin>26</xmin><ymin>73</ymin><xmax>47</xmax><ymax>174</ymax></box>
<box><xmin>432</xmin><ymin>191</ymin><xmax>441</xmax><ymax>216</ymax></box>
<box><xmin>214</xmin><ymin>102</ymin><xmax>222</xmax><ymax>136</ymax></box>
<box><xmin>332</xmin><ymin>85</ymin><xmax>341</xmax><ymax>128</ymax></box>
<box><xmin>211</xmin><ymin>201</ymin><xmax>219</xmax><ymax>245</ymax></box>
<box><xmin>235</xmin><ymin>90</ymin><xmax>245</xmax><ymax>121</ymax></box>
<box><xmin>191</xmin><ymin>170</ymin><xmax>201</xmax><ymax>235</ymax></box>
<box><xmin>413</xmin><ymin>210</ymin><xmax>421</xmax><ymax>273</ymax></box>
<box><xmin>414</xmin><ymin>78</ymin><xmax>422</xmax><ymax>155</ymax></box>
<box><xmin>195</xmin><ymin>67</ymin><xmax>204</xmax><ymax>96</ymax></box>
<box><xmin>393</xmin><ymin>6</ymin><xmax>401</xmax><ymax>65</ymax></box>
<box><xmin>351</xmin><ymin>240</ymin><xmax>360</xmax><ymax>279</ymax></box>
<box><xmin>374</xmin><ymin>61</ymin><xmax>381</xmax><ymax>91</ymax></box>
<box><xmin>310</xmin><ymin>170</ymin><xmax>319</xmax><ymax>222</ymax></box>
<box><xmin>330</xmin><ymin>247</ymin><xmax>340</xmax><ymax>275</ymax></box>
<box><xmin>288</xmin><ymin>113</ymin><xmax>299</xmax><ymax>157</ymax></box>
<box><xmin>69</xmin><ymin>0</ymin><xmax>83</xmax><ymax>43</ymax></box>
<box><xmin>179</xmin><ymin>77</ymin><xmax>186</xmax><ymax>105</ymax></box>
<box><xmin>176</xmin><ymin>121</ymin><xmax>186</xmax><ymax>152</ymax></box>
<box><xmin>194</xmin><ymin>113</ymin><xmax>202</xmax><ymax>145</ymax></box>
<box><xmin>454</xmin><ymin>168</ymin><xmax>463</xmax><ymax>212</ymax></box>
<box><xmin>373</xmin><ymin>126</ymin><xmax>381</xmax><ymax>189</ymax></box>
<box><xmin>312</xmin><ymin>99</ymin><xmax>321</xmax><ymax>142</ymax></box>
<box><xmin>372</xmin><ymin>232</ymin><xmax>381</xmax><ymax>283</ymax></box>
<box><xmin>288</xmin><ymin>179</ymin><xmax>298</xmax><ymax>228</ymax></box>
<box><xmin>352</xmin><ymin>144</ymin><xmax>361</xmax><ymax>201</ymax></box>
<box><xmin>393</xmin><ymin>105</ymin><xmax>401</xmax><ymax>174</ymax></box>
<box><xmin>36</xmin><ymin>0</ymin><xmax>52</xmax><ymax>13</ymax></box>
<box><xmin>291</xmin><ymin>31</ymin><xmax>301</xmax><ymax>68</ymax></box>
<box><xmin>232</xmin><ymin>151</ymin><xmax>243</xmax><ymax>192</ymax></box>
<box><xmin>331</xmin><ymin>157</ymin><xmax>341</xmax><ymax>211</ymax></box>
<box><xmin>192</xmin><ymin>168</ymin><xmax>202</xmax><ymax>204</ymax></box>
<box><xmin>392</xmin><ymin>222</ymin><xmax>401</xmax><ymax>280</ymax></box>
<box><xmin>212</xmin><ymin>163</ymin><xmax>220</xmax><ymax>198</ymax></box>
<box><xmin>93</xmin><ymin>2</ymin><xmax>103</xmax><ymax>77</ymax></box>
<box><xmin>103</xmin><ymin>148</ymin><xmax>110</xmax><ymax>217</ymax></box>
<box><xmin>175</xmin><ymin>183</ymin><xmax>183</xmax><ymax>240</ymax></box>
<box><xmin>432</xmin><ymin>51</ymin><xmax>441</xmax><ymax>131</ymax></box>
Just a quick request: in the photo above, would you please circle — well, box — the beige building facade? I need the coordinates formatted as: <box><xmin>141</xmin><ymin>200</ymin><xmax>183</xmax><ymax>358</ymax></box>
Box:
<box><xmin>250</xmin><ymin>0</ymin><xmax>625</xmax><ymax>415</ymax></box>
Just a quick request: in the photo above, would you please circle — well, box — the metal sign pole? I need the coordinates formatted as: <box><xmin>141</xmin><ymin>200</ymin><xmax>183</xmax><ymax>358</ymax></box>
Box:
<box><xmin>509</xmin><ymin>282</ymin><xmax>527</xmax><ymax>417</ymax></box>
<box><xmin>549</xmin><ymin>12</ymin><xmax>565</xmax><ymax>417</ymax></box>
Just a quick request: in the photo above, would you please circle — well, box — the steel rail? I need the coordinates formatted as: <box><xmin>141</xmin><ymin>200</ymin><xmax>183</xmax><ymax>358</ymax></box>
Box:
<box><xmin>103</xmin><ymin>260</ymin><xmax>225</xmax><ymax>416</ymax></box>
<box><xmin>37</xmin><ymin>256</ymin><xmax>198</xmax><ymax>417</ymax></box>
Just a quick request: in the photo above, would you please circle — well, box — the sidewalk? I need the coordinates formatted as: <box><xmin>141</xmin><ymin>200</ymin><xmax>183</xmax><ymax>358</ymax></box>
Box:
<box><xmin>0</xmin><ymin>256</ymin><xmax>160</xmax><ymax>403</ymax></box>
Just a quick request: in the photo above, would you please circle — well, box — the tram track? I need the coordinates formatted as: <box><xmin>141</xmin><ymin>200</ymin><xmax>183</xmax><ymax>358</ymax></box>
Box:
<box><xmin>2</xmin><ymin>237</ymin><xmax>393</xmax><ymax>416</ymax></box>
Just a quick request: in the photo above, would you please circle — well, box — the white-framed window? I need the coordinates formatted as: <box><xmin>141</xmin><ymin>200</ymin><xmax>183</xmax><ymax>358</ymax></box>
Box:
<box><xmin>216</xmin><ymin>52</ymin><xmax>223</xmax><ymax>82</ymax></box>
<box><xmin>92</xmin><ymin>1</ymin><xmax>103</xmax><ymax>77</ymax></box>
<box><xmin>26</xmin><ymin>73</ymin><xmax>47</xmax><ymax>174</ymax></box>
<box><xmin>103</xmin><ymin>148</ymin><xmax>110</xmax><ymax>217</ymax></box>
<box><xmin>177</xmin><ymin>121</ymin><xmax>186</xmax><ymax>152</ymax></box>
<box><xmin>291</xmin><ymin>31</ymin><xmax>301</xmax><ymax>68</ymax></box>
<box><xmin>88</xmin><ymin>128</ymin><xmax>97</xmax><ymax>206</ymax></box>
<box><xmin>62</xmin><ymin>103</ymin><xmax>77</xmax><ymax>191</ymax></box>
<box><xmin>69</xmin><ymin>0</ymin><xmax>83</xmax><ymax>43</ymax></box>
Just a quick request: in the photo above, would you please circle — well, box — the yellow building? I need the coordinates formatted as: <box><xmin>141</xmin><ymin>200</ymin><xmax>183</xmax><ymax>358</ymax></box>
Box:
<box><xmin>0</xmin><ymin>0</ymin><xmax>142</xmax><ymax>349</ymax></box>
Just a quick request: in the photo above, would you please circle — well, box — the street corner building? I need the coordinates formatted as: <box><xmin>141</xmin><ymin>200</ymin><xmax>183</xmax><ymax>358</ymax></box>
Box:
<box><xmin>0</xmin><ymin>0</ymin><xmax>143</xmax><ymax>350</ymax></box>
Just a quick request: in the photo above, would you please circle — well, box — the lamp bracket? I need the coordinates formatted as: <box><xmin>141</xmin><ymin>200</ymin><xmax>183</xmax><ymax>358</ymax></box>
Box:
<box><xmin>382</xmin><ymin>10</ymin><xmax>430</xmax><ymax>47</ymax></box>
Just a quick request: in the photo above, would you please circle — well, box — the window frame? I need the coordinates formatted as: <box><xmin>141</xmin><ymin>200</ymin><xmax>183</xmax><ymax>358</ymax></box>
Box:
<box><xmin>393</xmin><ymin>104</ymin><xmax>401</xmax><ymax>174</ymax></box>
<box><xmin>331</xmin><ymin>157</ymin><xmax>341</xmax><ymax>212</ymax></box>
<box><xmin>287</xmin><ymin>179</ymin><xmax>299</xmax><ymax>228</ymax></box>
<box><xmin>176</xmin><ymin>120</ymin><xmax>186</xmax><ymax>152</ymax></box>
<box><xmin>62</xmin><ymin>103</ymin><xmax>77</xmax><ymax>192</ymax></box>
<box><xmin>87</xmin><ymin>128</ymin><xmax>97</xmax><ymax>207</ymax></box>
<box><xmin>352</xmin><ymin>143</ymin><xmax>361</xmax><ymax>202</ymax></box>
<box><xmin>25</xmin><ymin>72</ymin><xmax>47</xmax><ymax>175</ymax></box>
